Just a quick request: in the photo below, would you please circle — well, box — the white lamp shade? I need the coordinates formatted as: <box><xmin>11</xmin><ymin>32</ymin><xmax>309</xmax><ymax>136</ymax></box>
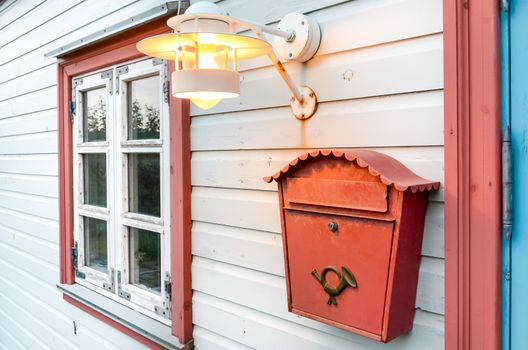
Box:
<box><xmin>172</xmin><ymin>69</ymin><xmax>240</xmax><ymax>109</ymax></box>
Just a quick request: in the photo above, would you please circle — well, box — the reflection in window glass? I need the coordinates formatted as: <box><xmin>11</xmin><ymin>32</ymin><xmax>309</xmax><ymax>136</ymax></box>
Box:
<box><xmin>84</xmin><ymin>217</ymin><xmax>107</xmax><ymax>272</ymax></box>
<box><xmin>128</xmin><ymin>76</ymin><xmax>160</xmax><ymax>140</ymax></box>
<box><xmin>129</xmin><ymin>227</ymin><xmax>161</xmax><ymax>293</ymax></box>
<box><xmin>83</xmin><ymin>88</ymin><xmax>107</xmax><ymax>142</ymax></box>
<box><xmin>128</xmin><ymin>153</ymin><xmax>160</xmax><ymax>217</ymax></box>
<box><xmin>83</xmin><ymin>153</ymin><xmax>106</xmax><ymax>207</ymax></box>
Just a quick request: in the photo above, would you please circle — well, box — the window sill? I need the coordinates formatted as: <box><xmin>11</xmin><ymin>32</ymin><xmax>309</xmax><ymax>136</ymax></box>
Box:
<box><xmin>58</xmin><ymin>283</ymin><xmax>191</xmax><ymax>350</ymax></box>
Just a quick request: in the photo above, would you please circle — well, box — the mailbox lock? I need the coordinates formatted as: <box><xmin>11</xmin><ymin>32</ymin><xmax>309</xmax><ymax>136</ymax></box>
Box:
<box><xmin>327</xmin><ymin>221</ymin><xmax>339</xmax><ymax>233</ymax></box>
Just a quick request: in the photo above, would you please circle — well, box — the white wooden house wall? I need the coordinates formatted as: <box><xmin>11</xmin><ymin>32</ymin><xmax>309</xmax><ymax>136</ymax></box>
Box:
<box><xmin>0</xmin><ymin>0</ymin><xmax>444</xmax><ymax>349</ymax></box>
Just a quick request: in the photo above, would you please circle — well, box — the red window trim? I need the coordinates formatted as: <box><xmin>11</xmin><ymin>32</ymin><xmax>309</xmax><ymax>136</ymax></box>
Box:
<box><xmin>57</xmin><ymin>17</ymin><xmax>192</xmax><ymax>346</ymax></box>
<box><xmin>443</xmin><ymin>0</ymin><xmax>501</xmax><ymax>349</ymax></box>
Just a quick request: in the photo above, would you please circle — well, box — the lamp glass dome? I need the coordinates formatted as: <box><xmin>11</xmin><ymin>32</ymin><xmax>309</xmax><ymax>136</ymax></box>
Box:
<box><xmin>137</xmin><ymin>31</ymin><xmax>271</xmax><ymax>109</ymax></box>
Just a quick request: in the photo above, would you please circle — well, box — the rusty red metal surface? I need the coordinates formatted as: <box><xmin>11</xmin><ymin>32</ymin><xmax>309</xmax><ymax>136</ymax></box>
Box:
<box><xmin>266</xmin><ymin>149</ymin><xmax>439</xmax><ymax>342</ymax></box>
<box><xmin>264</xmin><ymin>149</ymin><xmax>440</xmax><ymax>193</ymax></box>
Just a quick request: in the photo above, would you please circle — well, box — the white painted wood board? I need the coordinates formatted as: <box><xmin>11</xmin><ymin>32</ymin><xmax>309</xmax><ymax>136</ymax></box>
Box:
<box><xmin>0</xmin><ymin>0</ymin><xmax>193</xmax><ymax>349</ymax></box>
<box><xmin>0</xmin><ymin>0</ymin><xmax>45</xmax><ymax>32</ymax></box>
<box><xmin>0</xmin><ymin>288</ymin><xmax>76</xmax><ymax>350</ymax></box>
<box><xmin>192</xmin><ymin>187</ymin><xmax>444</xmax><ymax>258</ymax></box>
<box><xmin>192</xmin><ymin>252</ymin><xmax>443</xmax><ymax>315</ymax></box>
<box><xmin>0</xmin><ymin>305</ymin><xmax>49</xmax><ymax>350</ymax></box>
<box><xmin>0</xmin><ymin>0</ymin><xmax>441</xmax><ymax>85</ymax></box>
<box><xmin>0</xmin><ymin>251</ymin><xmax>148</xmax><ymax>350</ymax></box>
<box><xmin>0</xmin><ymin>173</ymin><xmax>57</xmax><ymax>197</ymax></box>
<box><xmin>0</xmin><ymin>64</ymin><xmax>56</xmax><ymax>103</ymax></box>
<box><xmin>0</xmin><ymin>0</ymin><xmax>164</xmax><ymax>84</ymax></box>
<box><xmin>0</xmin><ymin>132</ymin><xmax>57</xmax><ymax>154</ymax></box>
<box><xmin>0</xmin><ymin>206</ymin><xmax>58</xmax><ymax>243</ymax></box>
<box><xmin>0</xmin><ymin>322</ymin><xmax>25</xmax><ymax>350</ymax></box>
<box><xmin>0</xmin><ymin>0</ymin><xmax>446</xmax><ymax>348</ymax></box>
<box><xmin>192</xmin><ymin>221</ymin><xmax>285</xmax><ymax>276</ymax></box>
<box><xmin>0</xmin><ymin>0</ymin><xmax>137</xmax><ymax>66</ymax></box>
<box><xmin>216</xmin><ymin>0</ymin><xmax>442</xmax><ymax>73</ymax></box>
<box><xmin>191</xmin><ymin>147</ymin><xmax>444</xmax><ymax>191</ymax></box>
<box><xmin>0</xmin><ymin>0</ymin><xmax>84</xmax><ymax>49</ymax></box>
<box><xmin>0</xmin><ymin>88</ymin><xmax>56</xmax><ymax>120</ymax></box>
<box><xmin>0</xmin><ymin>155</ymin><xmax>58</xmax><ymax>176</ymax></box>
<box><xmin>191</xmin><ymin>91</ymin><xmax>444</xmax><ymax>150</ymax></box>
<box><xmin>0</xmin><ymin>110</ymin><xmax>57</xmax><ymax>137</ymax></box>
<box><xmin>416</xmin><ymin>257</ymin><xmax>445</xmax><ymax>315</ymax></box>
<box><xmin>0</xmin><ymin>189</ymin><xmax>58</xmax><ymax>220</ymax></box>
<box><xmin>0</xmin><ymin>251</ymin><xmax>58</xmax><ymax>293</ymax></box>
<box><xmin>193</xmin><ymin>291</ymin><xmax>444</xmax><ymax>350</ymax></box>
<box><xmin>191</xmin><ymin>34</ymin><xmax>443</xmax><ymax>115</ymax></box>
<box><xmin>193</xmin><ymin>326</ymin><xmax>254</xmax><ymax>350</ymax></box>
<box><xmin>0</xmin><ymin>224</ymin><xmax>58</xmax><ymax>265</ymax></box>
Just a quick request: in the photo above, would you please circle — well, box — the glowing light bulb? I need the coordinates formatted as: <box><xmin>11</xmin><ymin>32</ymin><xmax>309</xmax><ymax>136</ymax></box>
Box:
<box><xmin>180</xmin><ymin>43</ymin><xmax>231</xmax><ymax>109</ymax></box>
<box><xmin>170</xmin><ymin>38</ymin><xmax>241</xmax><ymax>110</ymax></box>
<box><xmin>191</xmin><ymin>97</ymin><xmax>221</xmax><ymax>109</ymax></box>
<box><xmin>198</xmin><ymin>44</ymin><xmax>223</xmax><ymax>69</ymax></box>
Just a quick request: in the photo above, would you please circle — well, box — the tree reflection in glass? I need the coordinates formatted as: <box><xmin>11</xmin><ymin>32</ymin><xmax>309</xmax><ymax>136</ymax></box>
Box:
<box><xmin>128</xmin><ymin>153</ymin><xmax>160</xmax><ymax>217</ymax></box>
<box><xmin>83</xmin><ymin>153</ymin><xmax>106</xmax><ymax>207</ymax></box>
<box><xmin>129</xmin><ymin>227</ymin><xmax>161</xmax><ymax>293</ymax></box>
<box><xmin>128</xmin><ymin>76</ymin><xmax>160</xmax><ymax>140</ymax></box>
<box><xmin>84</xmin><ymin>217</ymin><xmax>107</xmax><ymax>272</ymax></box>
<box><xmin>83</xmin><ymin>88</ymin><xmax>106</xmax><ymax>142</ymax></box>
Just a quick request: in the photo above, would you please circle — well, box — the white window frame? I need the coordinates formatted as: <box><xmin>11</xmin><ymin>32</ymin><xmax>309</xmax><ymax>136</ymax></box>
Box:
<box><xmin>72</xmin><ymin>57</ymin><xmax>171</xmax><ymax>324</ymax></box>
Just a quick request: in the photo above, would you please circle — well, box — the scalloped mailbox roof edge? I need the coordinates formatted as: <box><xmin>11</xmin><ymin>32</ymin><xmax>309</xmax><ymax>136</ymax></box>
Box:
<box><xmin>263</xmin><ymin>149</ymin><xmax>441</xmax><ymax>193</ymax></box>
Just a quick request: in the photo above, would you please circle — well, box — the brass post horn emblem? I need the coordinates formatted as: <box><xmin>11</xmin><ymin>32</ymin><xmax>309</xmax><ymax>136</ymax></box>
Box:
<box><xmin>311</xmin><ymin>266</ymin><xmax>358</xmax><ymax>305</ymax></box>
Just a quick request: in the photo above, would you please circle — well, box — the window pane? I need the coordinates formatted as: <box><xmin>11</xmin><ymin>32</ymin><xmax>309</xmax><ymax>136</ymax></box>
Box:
<box><xmin>128</xmin><ymin>153</ymin><xmax>160</xmax><ymax>217</ymax></box>
<box><xmin>83</xmin><ymin>88</ymin><xmax>107</xmax><ymax>142</ymax></box>
<box><xmin>83</xmin><ymin>153</ymin><xmax>107</xmax><ymax>207</ymax></box>
<box><xmin>84</xmin><ymin>217</ymin><xmax>107</xmax><ymax>272</ymax></box>
<box><xmin>128</xmin><ymin>76</ymin><xmax>160</xmax><ymax>140</ymax></box>
<box><xmin>129</xmin><ymin>227</ymin><xmax>161</xmax><ymax>293</ymax></box>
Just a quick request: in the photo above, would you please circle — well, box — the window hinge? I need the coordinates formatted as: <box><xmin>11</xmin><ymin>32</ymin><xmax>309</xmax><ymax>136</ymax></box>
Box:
<box><xmin>115</xmin><ymin>65</ymin><xmax>129</xmax><ymax>94</ymax></box>
<box><xmin>163</xmin><ymin>78</ymin><xmax>169</xmax><ymax>104</ymax></box>
<box><xmin>503</xmin><ymin>125</ymin><xmax>513</xmax><ymax>240</ymax></box>
<box><xmin>154</xmin><ymin>272</ymin><xmax>171</xmax><ymax>319</ymax></box>
<box><xmin>103</xmin><ymin>268</ymin><xmax>116</xmax><ymax>293</ymax></box>
<box><xmin>154</xmin><ymin>58</ymin><xmax>170</xmax><ymax>103</ymax></box>
<box><xmin>71</xmin><ymin>78</ymin><xmax>83</xmax><ymax>123</ymax></box>
<box><xmin>117</xmin><ymin>271</ymin><xmax>131</xmax><ymax>300</ymax></box>
<box><xmin>72</xmin><ymin>77</ymin><xmax>83</xmax><ymax>93</ymax></box>
<box><xmin>100</xmin><ymin>69</ymin><xmax>113</xmax><ymax>96</ymax></box>
<box><xmin>501</xmin><ymin>0</ymin><xmax>509</xmax><ymax>11</ymax></box>
<box><xmin>69</xmin><ymin>100</ymin><xmax>76</xmax><ymax>123</ymax></box>
<box><xmin>152</xmin><ymin>58</ymin><xmax>164</xmax><ymax>66</ymax></box>
<box><xmin>72</xmin><ymin>241</ymin><xmax>86</xmax><ymax>279</ymax></box>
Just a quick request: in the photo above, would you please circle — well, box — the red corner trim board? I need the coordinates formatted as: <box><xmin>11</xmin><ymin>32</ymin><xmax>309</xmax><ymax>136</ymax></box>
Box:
<box><xmin>443</xmin><ymin>0</ymin><xmax>502</xmax><ymax>349</ymax></box>
<box><xmin>57</xmin><ymin>17</ymin><xmax>192</xmax><ymax>346</ymax></box>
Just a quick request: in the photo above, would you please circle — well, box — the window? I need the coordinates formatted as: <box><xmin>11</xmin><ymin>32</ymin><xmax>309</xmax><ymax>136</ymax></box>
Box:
<box><xmin>57</xmin><ymin>23</ymin><xmax>191</xmax><ymax>347</ymax></box>
<box><xmin>71</xmin><ymin>58</ymin><xmax>172</xmax><ymax>322</ymax></box>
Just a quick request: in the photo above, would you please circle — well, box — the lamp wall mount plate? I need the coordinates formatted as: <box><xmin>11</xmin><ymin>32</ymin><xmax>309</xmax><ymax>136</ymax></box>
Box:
<box><xmin>291</xmin><ymin>86</ymin><xmax>317</xmax><ymax>120</ymax></box>
<box><xmin>273</xmin><ymin>12</ymin><xmax>321</xmax><ymax>63</ymax></box>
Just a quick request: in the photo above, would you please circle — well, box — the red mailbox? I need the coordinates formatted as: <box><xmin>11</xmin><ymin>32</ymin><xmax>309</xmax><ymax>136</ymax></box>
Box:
<box><xmin>264</xmin><ymin>149</ymin><xmax>439</xmax><ymax>342</ymax></box>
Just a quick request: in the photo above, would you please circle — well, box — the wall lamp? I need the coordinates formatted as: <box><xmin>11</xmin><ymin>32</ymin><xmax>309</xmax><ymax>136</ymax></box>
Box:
<box><xmin>137</xmin><ymin>1</ymin><xmax>321</xmax><ymax>119</ymax></box>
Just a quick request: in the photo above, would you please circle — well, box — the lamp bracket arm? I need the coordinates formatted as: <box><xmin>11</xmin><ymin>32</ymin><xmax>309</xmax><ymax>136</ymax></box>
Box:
<box><xmin>236</xmin><ymin>18</ymin><xmax>295</xmax><ymax>42</ymax></box>
<box><xmin>266</xmin><ymin>50</ymin><xmax>318</xmax><ymax>120</ymax></box>
<box><xmin>266</xmin><ymin>51</ymin><xmax>303</xmax><ymax>102</ymax></box>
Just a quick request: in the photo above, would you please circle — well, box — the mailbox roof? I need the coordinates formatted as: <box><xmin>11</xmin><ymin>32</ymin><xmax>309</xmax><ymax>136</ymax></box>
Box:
<box><xmin>263</xmin><ymin>149</ymin><xmax>440</xmax><ymax>193</ymax></box>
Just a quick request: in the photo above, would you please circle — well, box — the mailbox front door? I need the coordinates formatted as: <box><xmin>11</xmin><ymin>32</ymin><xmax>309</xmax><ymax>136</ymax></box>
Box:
<box><xmin>285</xmin><ymin>211</ymin><xmax>394</xmax><ymax>335</ymax></box>
<box><xmin>503</xmin><ymin>1</ymin><xmax>528</xmax><ymax>349</ymax></box>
